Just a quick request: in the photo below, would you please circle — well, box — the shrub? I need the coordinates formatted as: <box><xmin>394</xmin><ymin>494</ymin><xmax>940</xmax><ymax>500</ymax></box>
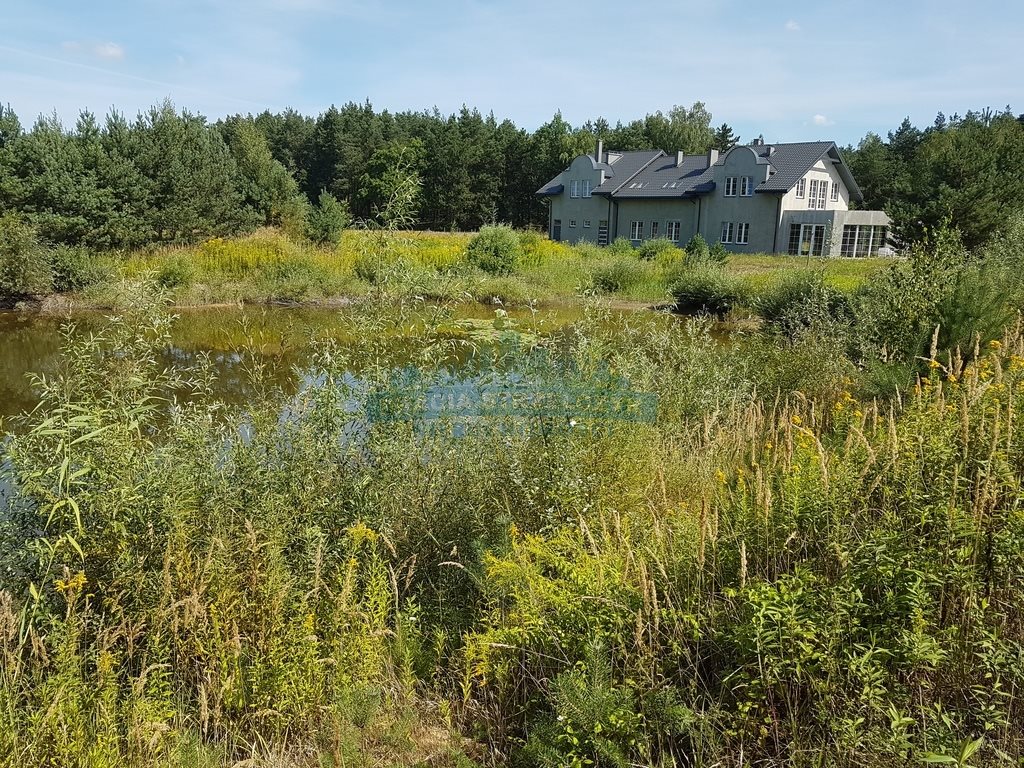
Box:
<box><xmin>669</xmin><ymin>264</ymin><xmax>742</xmax><ymax>315</ymax></box>
<box><xmin>756</xmin><ymin>270</ymin><xmax>852</xmax><ymax>338</ymax></box>
<box><xmin>606</xmin><ymin>237</ymin><xmax>635</xmax><ymax>257</ymax></box>
<box><xmin>466</xmin><ymin>224</ymin><xmax>522</xmax><ymax>276</ymax></box>
<box><xmin>592</xmin><ymin>258</ymin><xmax>645</xmax><ymax>293</ymax></box>
<box><xmin>156</xmin><ymin>255</ymin><xmax>195</xmax><ymax>289</ymax></box>
<box><xmin>851</xmin><ymin>226</ymin><xmax>1020</xmax><ymax>366</ymax></box>
<box><xmin>684</xmin><ymin>233</ymin><xmax>710</xmax><ymax>262</ymax></box>
<box><xmin>307</xmin><ymin>191</ymin><xmax>350</xmax><ymax>246</ymax></box>
<box><xmin>708</xmin><ymin>240</ymin><xmax>729</xmax><ymax>263</ymax></box>
<box><xmin>573</xmin><ymin>242</ymin><xmax>604</xmax><ymax>260</ymax></box>
<box><xmin>0</xmin><ymin>214</ymin><xmax>51</xmax><ymax>296</ymax></box>
<box><xmin>637</xmin><ymin>237</ymin><xmax>681</xmax><ymax>262</ymax></box>
<box><xmin>50</xmin><ymin>245</ymin><xmax>107</xmax><ymax>293</ymax></box>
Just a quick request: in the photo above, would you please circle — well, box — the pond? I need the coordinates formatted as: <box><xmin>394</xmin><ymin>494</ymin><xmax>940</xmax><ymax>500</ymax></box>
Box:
<box><xmin>0</xmin><ymin>301</ymin><xmax>657</xmax><ymax>424</ymax></box>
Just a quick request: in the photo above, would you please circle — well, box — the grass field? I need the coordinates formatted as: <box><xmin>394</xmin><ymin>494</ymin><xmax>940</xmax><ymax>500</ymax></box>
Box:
<box><xmin>84</xmin><ymin>228</ymin><xmax>891</xmax><ymax>311</ymax></box>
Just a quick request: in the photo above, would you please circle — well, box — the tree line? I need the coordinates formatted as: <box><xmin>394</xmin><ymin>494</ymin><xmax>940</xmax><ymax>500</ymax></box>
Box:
<box><xmin>0</xmin><ymin>97</ymin><xmax>1022</xmax><ymax>251</ymax></box>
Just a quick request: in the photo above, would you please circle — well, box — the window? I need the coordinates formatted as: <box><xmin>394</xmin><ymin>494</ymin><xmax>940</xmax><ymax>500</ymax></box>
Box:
<box><xmin>724</xmin><ymin>176</ymin><xmax>738</xmax><ymax>196</ymax></box>
<box><xmin>807</xmin><ymin>179</ymin><xmax>828</xmax><ymax>210</ymax></box>
<box><xmin>569</xmin><ymin>219</ymin><xmax>577</xmax><ymax>228</ymax></box>
<box><xmin>630</xmin><ymin>220</ymin><xmax>644</xmax><ymax>240</ymax></box>
<box><xmin>667</xmin><ymin>221</ymin><xmax>681</xmax><ymax>242</ymax></box>
<box><xmin>651</xmin><ymin>221</ymin><xmax>659</xmax><ymax>238</ymax></box>
<box><xmin>795</xmin><ymin>178</ymin><xmax>806</xmax><ymax>198</ymax></box>
<box><xmin>736</xmin><ymin>222</ymin><xmax>749</xmax><ymax>245</ymax></box>
<box><xmin>831</xmin><ymin>181</ymin><xmax>840</xmax><ymax>202</ymax></box>
<box><xmin>583</xmin><ymin>219</ymin><xmax>591</xmax><ymax>228</ymax></box>
<box><xmin>790</xmin><ymin>223</ymin><xmax>828</xmax><ymax>256</ymax></box>
<box><xmin>570</xmin><ymin>180</ymin><xmax>579</xmax><ymax>198</ymax></box>
<box><xmin>721</xmin><ymin>221</ymin><xmax>734</xmax><ymax>243</ymax></box>
<box><xmin>598</xmin><ymin>220</ymin><xmax>609</xmax><ymax>246</ymax></box>
<box><xmin>788</xmin><ymin>224</ymin><xmax>802</xmax><ymax>255</ymax></box>
<box><xmin>840</xmin><ymin>225</ymin><xmax>888</xmax><ymax>257</ymax></box>
<box><xmin>582</xmin><ymin>179</ymin><xmax>592</xmax><ymax>198</ymax></box>
<box><xmin>740</xmin><ymin>176</ymin><xmax>753</xmax><ymax>196</ymax></box>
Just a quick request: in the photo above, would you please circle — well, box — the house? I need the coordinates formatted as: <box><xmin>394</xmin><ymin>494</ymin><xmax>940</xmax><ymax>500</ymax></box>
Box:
<box><xmin>536</xmin><ymin>139</ymin><xmax>891</xmax><ymax>257</ymax></box>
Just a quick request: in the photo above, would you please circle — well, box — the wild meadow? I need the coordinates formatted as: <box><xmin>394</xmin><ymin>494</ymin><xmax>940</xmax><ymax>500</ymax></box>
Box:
<box><xmin>1</xmin><ymin>218</ymin><xmax>887</xmax><ymax>312</ymax></box>
<box><xmin>3</xmin><ymin>219</ymin><xmax>1024</xmax><ymax>767</ymax></box>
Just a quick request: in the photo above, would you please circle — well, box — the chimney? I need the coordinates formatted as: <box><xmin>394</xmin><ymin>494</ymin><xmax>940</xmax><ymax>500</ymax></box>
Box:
<box><xmin>706</xmin><ymin>148</ymin><xmax>720</xmax><ymax>167</ymax></box>
<box><xmin>676</xmin><ymin>150</ymin><xmax>684</xmax><ymax>166</ymax></box>
<box><xmin>595</xmin><ymin>138</ymin><xmax>604</xmax><ymax>162</ymax></box>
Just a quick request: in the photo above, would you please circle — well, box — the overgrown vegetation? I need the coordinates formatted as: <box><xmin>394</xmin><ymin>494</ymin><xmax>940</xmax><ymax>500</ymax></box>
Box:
<box><xmin>4</xmin><ymin>215</ymin><xmax>1024</xmax><ymax>766</ymax></box>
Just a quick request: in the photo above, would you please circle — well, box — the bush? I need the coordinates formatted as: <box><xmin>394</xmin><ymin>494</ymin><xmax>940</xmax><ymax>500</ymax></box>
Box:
<box><xmin>684</xmin><ymin>233</ymin><xmax>710</xmax><ymax>262</ymax></box>
<box><xmin>851</xmin><ymin>226</ymin><xmax>1020</xmax><ymax>366</ymax></box>
<box><xmin>573</xmin><ymin>241</ymin><xmax>604</xmax><ymax>260</ymax></box>
<box><xmin>0</xmin><ymin>214</ymin><xmax>51</xmax><ymax>296</ymax></box>
<box><xmin>592</xmin><ymin>258</ymin><xmax>645</xmax><ymax>293</ymax></box>
<box><xmin>50</xmin><ymin>245</ymin><xmax>107</xmax><ymax>293</ymax></box>
<box><xmin>637</xmin><ymin>237</ymin><xmax>681</xmax><ymax>262</ymax></box>
<box><xmin>307</xmin><ymin>191</ymin><xmax>350</xmax><ymax>246</ymax></box>
<box><xmin>156</xmin><ymin>255</ymin><xmax>195</xmax><ymax>289</ymax></box>
<box><xmin>669</xmin><ymin>264</ymin><xmax>742</xmax><ymax>315</ymax></box>
<box><xmin>606</xmin><ymin>237</ymin><xmax>635</xmax><ymax>257</ymax></box>
<box><xmin>756</xmin><ymin>270</ymin><xmax>852</xmax><ymax>338</ymax></box>
<box><xmin>466</xmin><ymin>224</ymin><xmax>522</xmax><ymax>276</ymax></box>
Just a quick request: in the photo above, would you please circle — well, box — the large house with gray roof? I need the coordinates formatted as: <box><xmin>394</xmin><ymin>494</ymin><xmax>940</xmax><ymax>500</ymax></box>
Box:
<box><xmin>536</xmin><ymin>139</ymin><xmax>891</xmax><ymax>257</ymax></box>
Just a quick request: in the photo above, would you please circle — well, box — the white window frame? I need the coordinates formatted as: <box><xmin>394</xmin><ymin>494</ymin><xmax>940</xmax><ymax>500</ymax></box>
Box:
<box><xmin>630</xmin><ymin>220</ymin><xmax>644</xmax><ymax>240</ymax></box>
<box><xmin>831</xmin><ymin>181</ymin><xmax>839</xmax><ymax>202</ymax></box>
<box><xmin>721</xmin><ymin>221</ymin><xmax>734</xmax><ymax>244</ymax></box>
<box><xmin>795</xmin><ymin>178</ymin><xmax>806</xmax><ymax>198</ymax></box>
<box><xmin>817</xmin><ymin>180</ymin><xmax>827</xmax><ymax>209</ymax></box>
<box><xmin>651</xmin><ymin>221</ymin><xmax>659</xmax><ymax>238</ymax></box>
<box><xmin>736</xmin><ymin>222</ymin><xmax>749</xmax><ymax>245</ymax></box>
<box><xmin>808</xmin><ymin>179</ymin><xmax>818</xmax><ymax>208</ymax></box>
<box><xmin>724</xmin><ymin>176</ymin><xmax>737</xmax><ymax>197</ymax></box>
<box><xmin>583</xmin><ymin>219</ymin><xmax>591</xmax><ymax>228</ymax></box>
<box><xmin>582</xmin><ymin>179</ymin><xmax>592</xmax><ymax>198</ymax></box>
<box><xmin>667</xmin><ymin>221</ymin><xmax>681</xmax><ymax>242</ymax></box>
<box><xmin>570</xmin><ymin>180</ymin><xmax>579</xmax><ymax>198</ymax></box>
<box><xmin>569</xmin><ymin>219</ymin><xmax>577</xmax><ymax>228</ymax></box>
<box><xmin>740</xmin><ymin>176</ymin><xmax>753</xmax><ymax>196</ymax></box>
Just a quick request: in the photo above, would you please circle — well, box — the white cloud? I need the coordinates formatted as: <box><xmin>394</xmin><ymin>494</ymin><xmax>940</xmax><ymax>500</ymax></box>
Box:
<box><xmin>785</xmin><ymin>20</ymin><xmax>800</xmax><ymax>32</ymax></box>
<box><xmin>93</xmin><ymin>42</ymin><xmax>125</xmax><ymax>60</ymax></box>
<box><xmin>812</xmin><ymin>114</ymin><xmax>834</xmax><ymax>126</ymax></box>
<box><xmin>59</xmin><ymin>41</ymin><xmax>125</xmax><ymax>61</ymax></box>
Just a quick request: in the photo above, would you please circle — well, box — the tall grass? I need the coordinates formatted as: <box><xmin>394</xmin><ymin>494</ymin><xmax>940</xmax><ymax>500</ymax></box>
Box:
<box><xmin>67</xmin><ymin>227</ymin><xmax>891</xmax><ymax>310</ymax></box>
<box><xmin>4</xmin><ymin>260</ymin><xmax>1024</xmax><ymax>766</ymax></box>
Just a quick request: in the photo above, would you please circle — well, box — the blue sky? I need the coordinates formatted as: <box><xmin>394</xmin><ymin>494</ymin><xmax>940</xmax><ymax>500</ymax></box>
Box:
<box><xmin>2</xmin><ymin>0</ymin><xmax>1021</xmax><ymax>146</ymax></box>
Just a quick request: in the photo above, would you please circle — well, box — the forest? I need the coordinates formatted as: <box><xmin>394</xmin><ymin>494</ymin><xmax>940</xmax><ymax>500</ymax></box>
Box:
<box><xmin>1</xmin><ymin>99</ymin><xmax>1023</xmax><ymax>254</ymax></box>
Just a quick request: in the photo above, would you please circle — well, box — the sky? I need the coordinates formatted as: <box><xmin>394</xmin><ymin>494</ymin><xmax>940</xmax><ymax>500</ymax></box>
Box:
<box><xmin>1</xmin><ymin>0</ymin><xmax>1022</xmax><ymax>146</ymax></box>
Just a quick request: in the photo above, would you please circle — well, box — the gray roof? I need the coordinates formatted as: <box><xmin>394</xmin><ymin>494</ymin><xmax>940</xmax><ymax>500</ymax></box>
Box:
<box><xmin>591</xmin><ymin>150</ymin><xmax>664</xmax><ymax>194</ymax></box>
<box><xmin>536</xmin><ymin>181</ymin><xmax>563</xmax><ymax>196</ymax></box>
<box><xmin>536</xmin><ymin>141</ymin><xmax>864</xmax><ymax>202</ymax></box>
<box><xmin>749</xmin><ymin>141</ymin><xmax>862</xmax><ymax>200</ymax></box>
<box><xmin>611</xmin><ymin>154</ymin><xmax>715</xmax><ymax>198</ymax></box>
